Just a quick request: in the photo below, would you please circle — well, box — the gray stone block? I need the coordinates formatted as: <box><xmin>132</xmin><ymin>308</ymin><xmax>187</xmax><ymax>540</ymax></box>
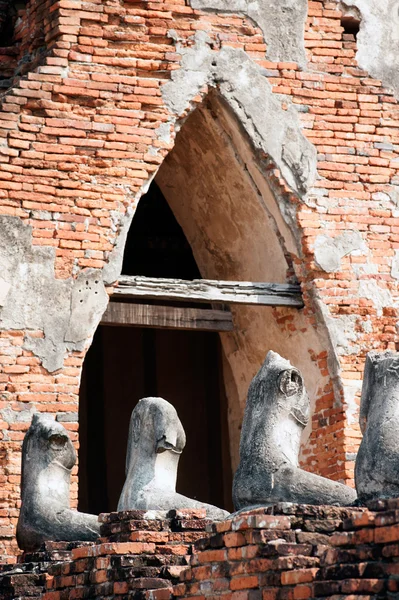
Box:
<box><xmin>355</xmin><ymin>351</ymin><xmax>399</xmax><ymax>503</ymax></box>
<box><xmin>17</xmin><ymin>414</ymin><xmax>100</xmax><ymax>551</ymax></box>
<box><xmin>118</xmin><ymin>397</ymin><xmax>229</xmax><ymax>521</ymax></box>
<box><xmin>233</xmin><ymin>351</ymin><xmax>357</xmax><ymax>509</ymax></box>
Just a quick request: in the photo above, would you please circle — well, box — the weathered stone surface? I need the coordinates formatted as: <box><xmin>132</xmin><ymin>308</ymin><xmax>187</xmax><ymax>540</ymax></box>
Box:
<box><xmin>216</xmin><ymin>47</ymin><xmax>316</xmax><ymax>195</ymax></box>
<box><xmin>233</xmin><ymin>351</ymin><xmax>357</xmax><ymax>509</ymax></box>
<box><xmin>118</xmin><ymin>397</ymin><xmax>229</xmax><ymax>520</ymax></box>
<box><xmin>188</xmin><ymin>0</ymin><xmax>308</xmax><ymax>65</ymax></box>
<box><xmin>64</xmin><ymin>271</ymin><xmax>108</xmax><ymax>344</ymax></box>
<box><xmin>17</xmin><ymin>414</ymin><xmax>100</xmax><ymax>552</ymax></box>
<box><xmin>355</xmin><ymin>351</ymin><xmax>399</xmax><ymax>503</ymax></box>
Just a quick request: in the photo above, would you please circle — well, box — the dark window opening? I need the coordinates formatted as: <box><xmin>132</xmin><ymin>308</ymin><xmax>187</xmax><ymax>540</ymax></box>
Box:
<box><xmin>0</xmin><ymin>0</ymin><xmax>26</xmax><ymax>47</ymax></box>
<box><xmin>0</xmin><ymin>12</ymin><xmax>16</xmax><ymax>46</ymax></box>
<box><xmin>79</xmin><ymin>182</ymin><xmax>233</xmax><ymax>515</ymax></box>
<box><xmin>122</xmin><ymin>181</ymin><xmax>201</xmax><ymax>280</ymax></box>
<box><xmin>0</xmin><ymin>0</ymin><xmax>27</xmax><ymax>89</ymax></box>
<box><xmin>341</xmin><ymin>15</ymin><xmax>360</xmax><ymax>38</ymax></box>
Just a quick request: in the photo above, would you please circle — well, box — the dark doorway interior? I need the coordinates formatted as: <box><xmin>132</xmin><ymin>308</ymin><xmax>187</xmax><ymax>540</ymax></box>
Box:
<box><xmin>79</xmin><ymin>182</ymin><xmax>233</xmax><ymax>514</ymax></box>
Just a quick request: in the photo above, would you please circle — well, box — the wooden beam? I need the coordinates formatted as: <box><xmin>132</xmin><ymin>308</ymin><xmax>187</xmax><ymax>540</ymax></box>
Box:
<box><xmin>112</xmin><ymin>276</ymin><xmax>304</xmax><ymax>308</ymax></box>
<box><xmin>101</xmin><ymin>303</ymin><xmax>234</xmax><ymax>332</ymax></box>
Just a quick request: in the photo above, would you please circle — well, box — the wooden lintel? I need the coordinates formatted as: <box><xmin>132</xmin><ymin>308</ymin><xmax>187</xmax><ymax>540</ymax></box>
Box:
<box><xmin>112</xmin><ymin>276</ymin><xmax>304</xmax><ymax>308</ymax></box>
<box><xmin>101</xmin><ymin>303</ymin><xmax>234</xmax><ymax>332</ymax></box>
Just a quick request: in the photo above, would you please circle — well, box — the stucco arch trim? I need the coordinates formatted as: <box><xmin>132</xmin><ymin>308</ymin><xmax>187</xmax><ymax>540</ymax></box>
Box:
<box><xmin>161</xmin><ymin>37</ymin><xmax>317</xmax><ymax>199</ymax></box>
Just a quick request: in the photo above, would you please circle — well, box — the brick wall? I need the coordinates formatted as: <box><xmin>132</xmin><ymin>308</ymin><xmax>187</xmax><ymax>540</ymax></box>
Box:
<box><xmin>4</xmin><ymin>503</ymin><xmax>399</xmax><ymax>599</ymax></box>
<box><xmin>0</xmin><ymin>0</ymin><xmax>399</xmax><ymax>561</ymax></box>
<box><xmin>179</xmin><ymin>501</ymin><xmax>399</xmax><ymax>599</ymax></box>
<box><xmin>0</xmin><ymin>508</ymin><xmax>211</xmax><ymax>599</ymax></box>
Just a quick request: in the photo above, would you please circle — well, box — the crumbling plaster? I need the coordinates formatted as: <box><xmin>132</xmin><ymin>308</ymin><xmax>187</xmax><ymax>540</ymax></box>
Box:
<box><xmin>342</xmin><ymin>0</ymin><xmax>399</xmax><ymax>98</ymax></box>
<box><xmin>188</xmin><ymin>0</ymin><xmax>308</xmax><ymax>66</ymax></box>
<box><xmin>392</xmin><ymin>250</ymin><xmax>399</xmax><ymax>280</ymax></box>
<box><xmin>161</xmin><ymin>35</ymin><xmax>317</xmax><ymax>198</ymax></box>
<box><xmin>0</xmin><ymin>216</ymin><xmax>108</xmax><ymax>372</ymax></box>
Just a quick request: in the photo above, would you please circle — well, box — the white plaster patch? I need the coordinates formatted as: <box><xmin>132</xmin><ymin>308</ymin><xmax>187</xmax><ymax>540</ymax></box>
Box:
<box><xmin>216</xmin><ymin>47</ymin><xmax>317</xmax><ymax>194</ymax></box>
<box><xmin>0</xmin><ymin>216</ymin><xmax>109</xmax><ymax>372</ymax></box>
<box><xmin>343</xmin><ymin>0</ymin><xmax>399</xmax><ymax>98</ymax></box>
<box><xmin>388</xmin><ymin>186</ymin><xmax>399</xmax><ymax>208</ymax></box>
<box><xmin>65</xmin><ymin>272</ymin><xmax>108</xmax><ymax>345</ymax></box>
<box><xmin>162</xmin><ymin>31</ymin><xmax>214</xmax><ymax>117</ymax></box>
<box><xmin>361</xmin><ymin>318</ymin><xmax>373</xmax><ymax>334</ymax></box>
<box><xmin>323</xmin><ymin>310</ymin><xmax>360</xmax><ymax>357</ymax></box>
<box><xmin>352</xmin><ymin>263</ymin><xmax>378</xmax><ymax>277</ymax></box>
<box><xmin>342</xmin><ymin>380</ymin><xmax>362</xmax><ymax>426</ymax></box>
<box><xmin>188</xmin><ymin>0</ymin><xmax>308</xmax><ymax>65</ymax></box>
<box><xmin>103</xmin><ymin>207</ymin><xmax>135</xmax><ymax>284</ymax></box>
<box><xmin>358</xmin><ymin>280</ymin><xmax>394</xmax><ymax>315</ymax></box>
<box><xmin>314</xmin><ymin>231</ymin><xmax>367</xmax><ymax>273</ymax></box>
<box><xmin>392</xmin><ymin>249</ymin><xmax>399</xmax><ymax>280</ymax></box>
<box><xmin>0</xmin><ymin>278</ymin><xmax>10</xmax><ymax>307</ymax></box>
<box><xmin>157</xmin><ymin>123</ymin><xmax>172</xmax><ymax>145</ymax></box>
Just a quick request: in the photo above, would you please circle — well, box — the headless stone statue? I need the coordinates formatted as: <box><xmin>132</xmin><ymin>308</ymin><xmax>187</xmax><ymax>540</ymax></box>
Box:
<box><xmin>355</xmin><ymin>351</ymin><xmax>399</xmax><ymax>503</ymax></box>
<box><xmin>233</xmin><ymin>351</ymin><xmax>357</xmax><ymax>510</ymax></box>
<box><xmin>118</xmin><ymin>397</ymin><xmax>229</xmax><ymax>520</ymax></box>
<box><xmin>17</xmin><ymin>414</ymin><xmax>100</xmax><ymax>551</ymax></box>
